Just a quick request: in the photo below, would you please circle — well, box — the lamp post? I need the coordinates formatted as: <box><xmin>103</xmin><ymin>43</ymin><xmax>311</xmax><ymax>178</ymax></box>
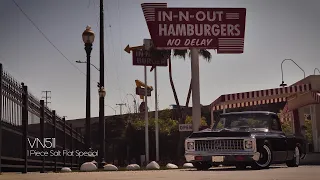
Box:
<box><xmin>98</xmin><ymin>87</ymin><xmax>106</xmax><ymax>167</ymax></box>
<box><xmin>105</xmin><ymin>105</ymin><xmax>117</xmax><ymax>115</ymax></box>
<box><xmin>127</xmin><ymin>94</ymin><xmax>137</xmax><ymax>113</ymax></box>
<box><xmin>314</xmin><ymin>68</ymin><xmax>320</xmax><ymax>75</ymax></box>
<box><xmin>82</xmin><ymin>25</ymin><xmax>95</xmax><ymax>153</ymax></box>
<box><xmin>280</xmin><ymin>59</ymin><xmax>305</xmax><ymax>87</ymax></box>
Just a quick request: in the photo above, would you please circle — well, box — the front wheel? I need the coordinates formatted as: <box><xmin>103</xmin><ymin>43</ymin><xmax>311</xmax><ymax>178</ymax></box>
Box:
<box><xmin>286</xmin><ymin>146</ymin><xmax>300</xmax><ymax>167</ymax></box>
<box><xmin>193</xmin><ymin>162</ymin><xmax>212</xmax><ymax>171</ymax></box>
<box><xmin>251</xmin><ymin>144</ymin><xmax>273</xmax><ymax>170</ymax></box>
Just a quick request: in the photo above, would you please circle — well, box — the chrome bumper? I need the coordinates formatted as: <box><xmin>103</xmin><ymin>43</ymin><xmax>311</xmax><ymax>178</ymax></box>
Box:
<box><xmin>185</xmin><ymin>151</ymin><xmax>260</xmax><ymax>162</ymax></box>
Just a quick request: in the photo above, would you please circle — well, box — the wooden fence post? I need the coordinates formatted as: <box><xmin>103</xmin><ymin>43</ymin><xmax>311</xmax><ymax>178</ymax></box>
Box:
<box><xmin>40</xmin><ymin>100</ymin><xmax>45</xmax><ymax>173</ymax></box>
<box><xmin>52</xmin><ymin>110</ymin><xmax>57</xmax><ymax>172</ymax></box>
<box><xmin>21</xmin><ymin>83</ymin><xmax>28</xmax><ymax>174</ymax></box>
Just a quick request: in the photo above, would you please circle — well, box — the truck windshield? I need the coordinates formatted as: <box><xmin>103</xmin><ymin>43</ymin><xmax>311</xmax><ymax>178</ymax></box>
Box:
<box><xmin>213</xmin><ymin>113</ymin><xmax>271</xmax><ymax>130</ymax></box>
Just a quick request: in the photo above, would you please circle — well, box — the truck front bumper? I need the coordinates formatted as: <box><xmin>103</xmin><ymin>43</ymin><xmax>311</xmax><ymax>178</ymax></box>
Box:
<box><xmin>185</xmin><ymin>152</ymin><xmax>260</xmax><ymax>164</ymax></box>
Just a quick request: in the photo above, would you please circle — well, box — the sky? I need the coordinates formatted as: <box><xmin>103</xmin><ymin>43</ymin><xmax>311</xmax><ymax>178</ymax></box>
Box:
<box><xmin>0</xmin><ymin>0</ymin><xmax>319</xmax><ymax>120</ymax></box>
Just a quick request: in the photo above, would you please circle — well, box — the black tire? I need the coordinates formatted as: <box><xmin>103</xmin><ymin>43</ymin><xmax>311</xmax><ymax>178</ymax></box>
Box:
<box><xmin>286</xmin><ymin>146</ymin><xmax>300</xmax><ymax>167</ymax></box>
<box><xmin>193</xmin><ymin>162</ymin><xmax>212</xmax><ymax>171</ymax></box>
<box><xmin>251</xmin><ymin>144</ymin><xmax>273</xmax><ymax>170</ymax></box>
<box><xmin>235</xmin><ymin>164</ymin><xmax>246</xmax><ymax>170</ymax></box>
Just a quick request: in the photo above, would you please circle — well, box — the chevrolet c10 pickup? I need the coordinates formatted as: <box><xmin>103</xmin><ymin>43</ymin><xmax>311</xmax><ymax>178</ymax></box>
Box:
<box><xmin>185</xmin><ymin>111</ymin><xmax>308</xmax><ymax>170</ymax></box>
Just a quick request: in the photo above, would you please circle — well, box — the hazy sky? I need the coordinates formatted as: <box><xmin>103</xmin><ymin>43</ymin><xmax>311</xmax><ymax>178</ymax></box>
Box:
<box><xmin>0</xmin><ymin>0</ymin><xmax>319</xmax><ymax>120</ymax></box>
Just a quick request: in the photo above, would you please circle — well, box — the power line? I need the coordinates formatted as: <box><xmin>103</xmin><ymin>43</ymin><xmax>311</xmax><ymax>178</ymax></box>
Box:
<box><xmin>41</xmin><ymin>91</ymin><xmax>51</xmax><ymax>107</ymax></box>
<box><xmin>11</xmin><ymin>0</ymin><xmax>98</xmax><ymax>83</ymax></box>
<box><xmin>116</xmin><ymin>103</ymin><xmax>126</xmax><ymax>115</ymax></box>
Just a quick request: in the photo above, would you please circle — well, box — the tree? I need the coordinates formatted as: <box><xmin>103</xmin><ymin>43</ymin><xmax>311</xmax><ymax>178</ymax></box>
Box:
<box><xmin>150</xmin><ymin>49</ymin><xmax>212</xmax><ymax>160</ymax></box>
<box><xmin>185</xmin><ymin>115</ymin><xmax>208</xmax><ymax>127</ymax></box>
<box><xmin>150</xmin><ymin>48</ymin><xmax>212</xmax><ymax>123</ymax></box>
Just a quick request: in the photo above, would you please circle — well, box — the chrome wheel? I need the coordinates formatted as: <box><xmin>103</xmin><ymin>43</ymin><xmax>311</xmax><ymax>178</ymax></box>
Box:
<box><xmin>251</xmin><ymin>144</ymin><xmax>272</xmax><ymax>170</ymax></box>
<box><xmin>286</xmin><ymin>145</ymin><xmax>300</xmax><ymax>167</ymax></box>
<box><xmin>256</xmin><ymin>145</ymin><xmax>272</xmax><ymax>168</ymax></box>
<box><xmin>294</xmin><ymin>147</ymin><xmax>300</xmax><ymax>166</ymax></box>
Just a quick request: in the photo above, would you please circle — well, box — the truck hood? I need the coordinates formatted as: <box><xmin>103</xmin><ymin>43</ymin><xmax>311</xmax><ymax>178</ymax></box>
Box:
<box><xmin>188</xmin><ymin>128</ymin><xmax>268</xmax><ymax>138</ymax></box>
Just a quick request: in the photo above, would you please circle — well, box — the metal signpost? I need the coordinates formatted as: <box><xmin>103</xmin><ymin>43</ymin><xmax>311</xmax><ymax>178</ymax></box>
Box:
<box><xmin>125</xmin><ymin>41</ymin><xmax>169</xmax><ymax>163</ymax></box>
<box><xmin>141</xmin><ymin>3</ymin><xmax>246</xmax><ymax>132</ymax></box>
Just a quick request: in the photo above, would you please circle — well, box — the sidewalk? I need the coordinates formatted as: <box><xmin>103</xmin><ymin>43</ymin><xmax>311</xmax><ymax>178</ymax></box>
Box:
<box><xmin>301</xmin><ymin>153</ymin><xmax>320</xmax><ymax>165</ymax></box>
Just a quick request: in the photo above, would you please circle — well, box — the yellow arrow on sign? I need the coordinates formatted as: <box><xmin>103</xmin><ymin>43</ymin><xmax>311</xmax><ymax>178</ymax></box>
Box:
<box><xmin>124</xmin><ymin>44</ymin><xmax>144</xmax><ymax>54</ymax></box>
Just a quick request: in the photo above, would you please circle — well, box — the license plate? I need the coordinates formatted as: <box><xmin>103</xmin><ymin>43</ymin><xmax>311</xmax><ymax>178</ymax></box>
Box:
<box><xmin>212</xmin><ymin>156</ymin><xmax>224</xmax><ymax>162</ymax></box>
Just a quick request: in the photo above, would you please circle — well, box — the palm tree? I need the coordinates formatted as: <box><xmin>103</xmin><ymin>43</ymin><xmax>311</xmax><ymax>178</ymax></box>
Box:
<box><xmin>151</xmin><ymin>48</ymin><xmax>212</xmax><ymax>160</ymax></box>
<box><xmin>151</xmin><ymin>49</ymin><xmax>212</xmax><ymax>123</ymax></box>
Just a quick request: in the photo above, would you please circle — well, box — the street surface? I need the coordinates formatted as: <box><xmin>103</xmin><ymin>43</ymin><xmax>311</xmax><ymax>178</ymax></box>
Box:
<box><xmin>0</xmin><ymin>165</ymin><xmax>319</xmax><ymax>180</ymax></box>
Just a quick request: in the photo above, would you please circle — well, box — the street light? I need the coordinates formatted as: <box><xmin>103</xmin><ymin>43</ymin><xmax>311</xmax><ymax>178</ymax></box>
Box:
<box><xmin>82</xmin><ymin>25</ymin><xmax>95</xmax><ymax>154</ymax></box>
<box><xmin>127</xmin><ymin>93</ymin><xmax>137</xmax><ymax>113</ymax></box>
<box><xmin>98</xmin><ymin>86</ymin><xmax>106</xmax><ymax>167</ymax></box>
<box><xmin>76</xmin><ymin>60</ymin><xmax>100</xmax><ymax>71</ymax></box>
<box><xmin>314</xmin><ymin>68</ymin><xmax>320</xmax><ymax>75</ymax></box>
<box><xmin>105</xmin><ymin>105</ymin><xmax>117</xmax><ymax>115</ymax></box>
<box><xmin>280</xmin><ymin>59</ymin><xmax>305</xmax><ymax>87</ymax></box>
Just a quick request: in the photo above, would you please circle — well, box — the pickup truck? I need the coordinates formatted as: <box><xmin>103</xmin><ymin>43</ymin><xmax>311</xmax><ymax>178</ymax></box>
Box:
<box><xmin>184</xmin><ymin>111</ymin><xmax>308</xmax><ymax>170</ymax></box>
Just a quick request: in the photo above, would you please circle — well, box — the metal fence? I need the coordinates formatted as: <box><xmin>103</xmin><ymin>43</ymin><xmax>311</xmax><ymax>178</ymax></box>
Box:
<box><xmin>0</xmin><ymin>63</ymin><xmax>86</xmax><ymax>173</ymax></box>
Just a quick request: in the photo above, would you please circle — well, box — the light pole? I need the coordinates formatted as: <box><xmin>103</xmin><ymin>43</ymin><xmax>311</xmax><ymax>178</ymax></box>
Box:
<box><xmin>280</xmin><ymin>59</ymin><xmax>305</xmax><ymax>87</ymax></box>
<box><xmin>98</xmin><ymin>0</ymin><xmax>106</xmax><ymax>169</ymax></box>
<box><xmin>98</xmin><ymin>87</ymin><xmax>106</xmax><ymax>167</ymax></box>
<box><xmin>106</xmin><ymin>105</ymin><xmax>117</xmax><ymax>115</ymax></box>
<box><xmin>314</xmin><ymin>68</ymin><xmax>320</xmax><ymax>75</ymax></box>
<box><xmin>127</xmin><ymin>94</ymin><xmax>137</xmax><ymax>113</ymax></box>
<box><xmin>82</xmin><ymin>25</ymin><xmax>95</xmax><ymax>153</ymax></box>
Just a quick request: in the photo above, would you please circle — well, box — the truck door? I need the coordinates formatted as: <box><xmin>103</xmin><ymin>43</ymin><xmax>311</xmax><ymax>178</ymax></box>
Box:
<box><xmin>270</xmin><ymin>116</ymin><xmax>288</xmax><ymax>162</ymax></box>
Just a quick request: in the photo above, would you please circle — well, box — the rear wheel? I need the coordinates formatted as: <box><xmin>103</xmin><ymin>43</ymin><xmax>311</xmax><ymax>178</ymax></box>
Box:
<box><xmin>286</xmin><ymin>146</ymin><xmax>300</xmax><ymax>167</ymax></box>
<box><xmin>193</xmin><ymin>162</ymin><xmax>212</xmax><ymax>171</ymax></box>
<box><xmin>251</xmin><ymin>144</ymin><xmax>273</xmax><ymax>170</ymax></box>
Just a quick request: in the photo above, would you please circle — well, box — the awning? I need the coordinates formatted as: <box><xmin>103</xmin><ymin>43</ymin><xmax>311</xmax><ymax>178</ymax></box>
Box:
<box><xmin>286</xmin><ymin>91</ymin><xmax>320</xmax><ymax>111</ymax></box>
<box><xmin>211</xmin><ymin>83</ymin><xmax>312</xmax><ymax>111</ymax></box>
<box><xmin>312</xmin><ymin>91</ymin><xmax>320</xmax><ymax>103</ymax></box>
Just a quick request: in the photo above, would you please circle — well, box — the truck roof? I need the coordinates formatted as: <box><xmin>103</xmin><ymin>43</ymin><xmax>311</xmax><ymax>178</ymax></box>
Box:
<box><xmin>221</xmin><ymin>111</ymin><xmax>277</xmax><ymax>116</ymax></box>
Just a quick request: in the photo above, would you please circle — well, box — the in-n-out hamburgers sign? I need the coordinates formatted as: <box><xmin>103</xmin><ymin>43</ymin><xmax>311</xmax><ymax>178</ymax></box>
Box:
<box><xmin>141</xmin><ymin>3</ymin><xmax>246</xmax><ymax>53</ymax></box>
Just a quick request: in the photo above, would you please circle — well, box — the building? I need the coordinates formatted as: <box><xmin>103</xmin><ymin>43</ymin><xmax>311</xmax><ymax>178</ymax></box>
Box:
<box><xmin>209</xmin><ymin>75</ymin><xmax>320</xmax><ymax>152</ymax></box>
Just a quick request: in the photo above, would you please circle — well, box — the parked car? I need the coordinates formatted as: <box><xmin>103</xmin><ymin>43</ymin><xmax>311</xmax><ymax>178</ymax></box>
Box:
<box><xmin>184</xmin><ymin>111</ymin><xmax>308</xmax><ymax>170</ymax></box>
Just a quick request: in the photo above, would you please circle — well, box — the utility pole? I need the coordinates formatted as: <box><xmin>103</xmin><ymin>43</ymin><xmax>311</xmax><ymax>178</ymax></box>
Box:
<box><xmin>98</xmin><ymin>0</ymin><xmax>106</xmax><ymax>168</ymax></box>
<box><xmin>116</xmin><ymin>103</ymin><xmax>126</xmax><ymax>115</ymax></box>
<box><xmin>41</xmin><ymin>91</ymin><xmax>51</xmax><ymax>107</ymax></box>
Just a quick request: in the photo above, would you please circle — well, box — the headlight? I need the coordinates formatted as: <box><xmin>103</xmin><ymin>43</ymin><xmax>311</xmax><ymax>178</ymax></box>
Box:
<box><xmin>185</xmin><ymin>140</ymin><xmax>195</xmax><ymax>151</ymax></box>
<box><xmin>244</xmin><ymin>139</ymin><xmax>253</xmax><ymax>149</ymax></box>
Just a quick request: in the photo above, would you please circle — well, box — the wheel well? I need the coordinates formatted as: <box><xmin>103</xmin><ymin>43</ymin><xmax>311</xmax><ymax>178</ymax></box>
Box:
<box><xmin>256</xmin><ymin>139</ymin><xmax>271</xmax><ymax>150</ymax></box>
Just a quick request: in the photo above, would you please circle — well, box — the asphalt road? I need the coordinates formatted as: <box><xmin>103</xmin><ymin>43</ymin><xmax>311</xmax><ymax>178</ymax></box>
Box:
<box><xmin>1</xmin><ymin>165</ymin><xmax>319</xmax><ymax>180</ymax></box>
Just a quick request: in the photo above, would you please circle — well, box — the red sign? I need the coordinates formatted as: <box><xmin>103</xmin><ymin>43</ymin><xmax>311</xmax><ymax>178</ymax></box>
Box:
<box><xmin>136</xmin><ymin>87</ymin><xmax>152</xmax><ymax>96</ymax></box>
<box><xmin>133</xmin><ymin>49</ymin><xmax>168</xmax><ymax>66</ymax></box>
<box><xmin>141</xmin><ymin>3</ymin><xmax>246</xmax><ymax>54</ymax></box>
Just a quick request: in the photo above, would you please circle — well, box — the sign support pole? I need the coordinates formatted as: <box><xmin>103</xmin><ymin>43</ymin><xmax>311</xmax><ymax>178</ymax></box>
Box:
<box><xmin>191</xmin><ymin>48</ymin><xmax>200</xmax><ymax>132</ymax></box>
<box><xmin>154</xmin><ymin>67</ymin><xmax>159</xmax><ymax>162</ymax></box>
<box><xmin>144</xmin><ymin>65</ymin><xmax>149</xmax><ymax>164</ymax></box>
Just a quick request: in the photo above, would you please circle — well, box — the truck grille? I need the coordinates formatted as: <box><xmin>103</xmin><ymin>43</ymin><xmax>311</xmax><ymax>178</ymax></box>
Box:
<box><xmin>195</xmin><ymin>139</ymin><xmax>244</xmax><ymax>151</ymax></box>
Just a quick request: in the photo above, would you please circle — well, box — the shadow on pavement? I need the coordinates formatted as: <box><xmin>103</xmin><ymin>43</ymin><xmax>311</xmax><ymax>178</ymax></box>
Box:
<box><xmin>182</xmin><ymin>166</ymin><xmax>286</xmax><ymax>172</ymax></box>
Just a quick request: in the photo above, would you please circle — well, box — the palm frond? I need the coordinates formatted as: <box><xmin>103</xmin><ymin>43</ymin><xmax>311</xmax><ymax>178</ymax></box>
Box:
<box><xmin>199</xmin><ymin>49</ymin><xmax>212</xmax><ymax>62</ymax></box>
<box><xmin>173</xmin><ymin>49</ymin><xmax>188</xmax><ymax>59</ymax></box>
<box><xmin>187</xmin><ymin>49</ymin><xmax>212</xmax><ymax>62</ymax></box>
